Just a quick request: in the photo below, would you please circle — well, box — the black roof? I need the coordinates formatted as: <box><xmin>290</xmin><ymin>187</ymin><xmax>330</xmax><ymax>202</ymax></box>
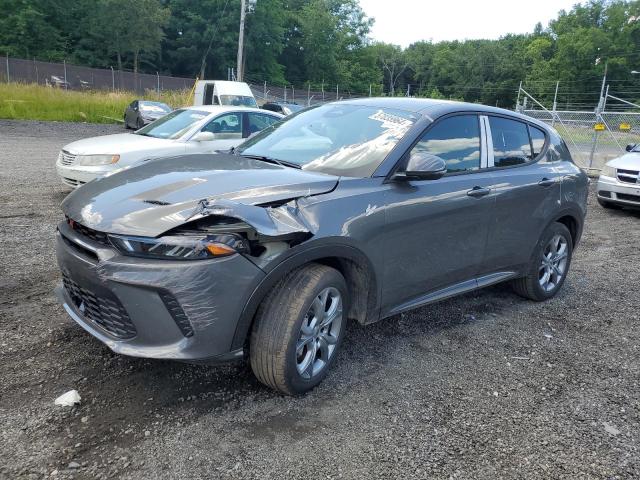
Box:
<box><xmin>338</xmin><ymin>97</ymin><xmax>548</xmax><ymax>129</ymax></box>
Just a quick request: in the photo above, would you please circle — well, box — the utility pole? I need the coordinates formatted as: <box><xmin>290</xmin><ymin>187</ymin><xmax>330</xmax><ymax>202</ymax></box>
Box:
<box><xmin>596</xmin><ymin>60</ymin><xmax>609</xmax><ymax>113</ymax></box>
<box><xmin>236</xmin><ymin>0</ymin><xmax>246</xmax><ymax>82</ymax></box>
<box><xmin>551</xmin><ymin>80</ymin><xmax>559</xmax><ymax>126</ymax></box>
<box><xmin>589</xmin><ymin>62</ymin><xmax>608</xmax><ymax>169</ymax></box>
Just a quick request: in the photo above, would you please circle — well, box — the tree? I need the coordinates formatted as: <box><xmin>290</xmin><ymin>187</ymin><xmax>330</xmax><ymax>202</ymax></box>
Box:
<box><xmin>0</xmin><ymin>0</ymin><xmax>65</xmax><ymax>60</ymax></box>
<box><xmin>245</xmin><ymin>0</ymin><xmax>287</xmax><ymax>84</ymax></box>
<box><xmin>90</xmin><ymin>0</ymin><xmax>169</xmax><ymax>73</ymax></box>
<box><xmin>160</xmin><ymin>0</ymin><xmax>240</xmax><ymax>79</ymax></box>
<box><xmin>372</xmin><ymin>42</ymin><xmax>407</xmax><ymax>96</ymax></box>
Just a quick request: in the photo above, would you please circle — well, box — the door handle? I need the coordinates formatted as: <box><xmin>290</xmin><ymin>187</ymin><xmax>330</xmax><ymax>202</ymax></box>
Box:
<box><xmin>467</xmin><ymin>186</ymin><xmax>491</xmax><ymax>198</ymax></box>
<box><xmin>538</xmin><ymin>178</ymin><xmax>555</xmax><ymax>187</ymax></box>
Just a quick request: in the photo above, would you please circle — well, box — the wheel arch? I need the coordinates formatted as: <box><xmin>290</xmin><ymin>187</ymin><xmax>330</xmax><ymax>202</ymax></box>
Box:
<box><xmin>551</xmin><ymin>208</ymin><xmax>584</xmax><ymax>247</ymax></box>
<box><xmin>231</xmin><ymin>243</ymin><xmax>379</xmax><ymax>351</ymax></box>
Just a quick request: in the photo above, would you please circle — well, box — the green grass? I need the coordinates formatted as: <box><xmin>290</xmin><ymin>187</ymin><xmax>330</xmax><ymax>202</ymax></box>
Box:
<box><xmin>0</xmin><ymin>83</ymin><xmax>192</xmax><ymax>124</ymax></box>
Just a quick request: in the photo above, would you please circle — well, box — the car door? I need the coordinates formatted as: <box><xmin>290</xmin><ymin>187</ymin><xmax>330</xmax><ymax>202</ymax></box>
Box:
<box><xmin>382</xmin><ymin>114</ymin><xmax>496</xmax><ymax>311</ymax></box>
<box><xmin>189</xmin><ymin>112</ymin><xmax>245</xmax><ymax>153</ymax></box>
<box><xmin>481</xmin><ymin>116</ymin><xmax>562</xmax><ymax>273</ymax></box>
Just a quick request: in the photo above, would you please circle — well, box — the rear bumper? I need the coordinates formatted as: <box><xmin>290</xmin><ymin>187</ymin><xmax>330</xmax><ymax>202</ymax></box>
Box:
<box><xmin>597</xmin><ymin>175</ymin><xmax>640</xmax><ymax>206</ymax></box>
<box><xmin>55</xmin><ymin>221</ymin><xmax>265</xmax><ymax>362</ymax></box>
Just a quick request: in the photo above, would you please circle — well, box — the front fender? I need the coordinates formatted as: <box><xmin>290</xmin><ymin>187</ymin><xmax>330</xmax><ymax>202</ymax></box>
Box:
<box><xmin>231</xmin><ymin>240</ymin><xmax>379</xmax><ymax>350</ymax></box>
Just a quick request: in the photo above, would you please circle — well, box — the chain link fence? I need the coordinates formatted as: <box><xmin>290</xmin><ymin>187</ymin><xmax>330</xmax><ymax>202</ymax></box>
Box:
<box><xmin>522</xmin><ymin>109</ymin><xmax>640</xmax><ymax>171</ymax></box>
<box><xmin>247</xmin><ymin>81</ymin><xmax>365</xmax><ymax>107</ymax></box>
<box><xmin>0</xmin><ymin>56</ymin><xmax>194</xmax><ymax>93</ymax></box>
<box><xmin>1</xmin><ymin>56</ymin><xmax>367</xmax><ymax>106</ymax></box>
<box><xmin>517</xmin><ymin>85</ymin><xmax>640</xmax><ymax>172</ymax></box>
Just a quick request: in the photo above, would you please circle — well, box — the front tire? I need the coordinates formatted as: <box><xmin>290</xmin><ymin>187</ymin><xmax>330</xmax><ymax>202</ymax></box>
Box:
<box><xmin>512</xmin><ymin>222</ymin><xmax>573</xmax><ymax>302</ymax></box>
<box><xmin>250</xmin><ymin>264</ymin><xmax>348</xmax><ymax>395</ymax></box>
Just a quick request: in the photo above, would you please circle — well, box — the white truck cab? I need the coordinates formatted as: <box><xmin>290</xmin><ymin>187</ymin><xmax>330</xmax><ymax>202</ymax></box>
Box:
<box><xmin>193</xmin><ymin>80</ymin><xmax>258</xmax><ymax>108</ymax></box>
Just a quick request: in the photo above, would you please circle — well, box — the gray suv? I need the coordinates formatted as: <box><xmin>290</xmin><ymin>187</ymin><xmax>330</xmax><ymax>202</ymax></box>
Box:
<box><xmin>55</xmin><ymin>99</ymin><xmax>588</xmax><ymax>395</ymax></box>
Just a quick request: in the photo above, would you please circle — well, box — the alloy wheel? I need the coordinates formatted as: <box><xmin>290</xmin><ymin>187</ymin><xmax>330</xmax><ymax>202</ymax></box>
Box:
<box><xmin>295</xmin><ymin>287</ymin><xmax>343</xmax><ymax>379</ymax></box>
<box><xmin>539</xmin><ymin>234</ymin><xmax>569</xmax><ymax>292</ymax></box>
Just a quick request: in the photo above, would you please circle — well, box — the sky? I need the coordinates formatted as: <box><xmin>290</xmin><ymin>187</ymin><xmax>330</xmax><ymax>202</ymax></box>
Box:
<box><xmin>358</xmin><ymin>0</ymin><xmax>580</xmax><ymax>46</ymax></box>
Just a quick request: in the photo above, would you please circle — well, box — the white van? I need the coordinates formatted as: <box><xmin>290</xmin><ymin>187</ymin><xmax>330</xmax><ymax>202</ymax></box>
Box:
<box><xmin>193</xmin><ymin>80</ymin><xmax>258</xmax><ymax>108</ymax></box>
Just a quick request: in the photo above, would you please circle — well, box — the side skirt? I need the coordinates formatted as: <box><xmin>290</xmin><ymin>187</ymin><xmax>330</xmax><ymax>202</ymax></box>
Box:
<box><xmin>385</xmin><ymin>271</ymin><xmax>518</xmax><ymax>318</ymax></box>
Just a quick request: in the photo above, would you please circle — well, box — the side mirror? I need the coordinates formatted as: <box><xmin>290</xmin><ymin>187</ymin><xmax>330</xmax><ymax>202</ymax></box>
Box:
<box><xmin>395</xmin><ymin>152</ymin><xmax>447</xmax><ymax>181</ymax></box>
<box><xmin>192</xmin><ymin>131</ymin><xmax>216</xmax><ymax>142</ymax></box>
<box><xmin>626</xmin><ymin>144</ymin><xmax>636</xmax><ymax>152</ymax></box>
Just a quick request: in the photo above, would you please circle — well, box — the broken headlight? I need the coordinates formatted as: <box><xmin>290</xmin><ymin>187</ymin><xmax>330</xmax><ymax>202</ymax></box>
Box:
<box><xmin>108</xmin><ymin>233</ymin><xmax>249</xmax><ymax>260</ymax></box>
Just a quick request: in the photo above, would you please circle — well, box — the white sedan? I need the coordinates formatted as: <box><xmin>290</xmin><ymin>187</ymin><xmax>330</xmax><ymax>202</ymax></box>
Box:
<box><xmin>597</xmin><ymin>143</ymin><xmax>640</xmax><ymax>209</ymax></box>
<box><xmin>56</xmin><ymin>106</ymin><xmax>283</xmax><ymax>188</ymax></box>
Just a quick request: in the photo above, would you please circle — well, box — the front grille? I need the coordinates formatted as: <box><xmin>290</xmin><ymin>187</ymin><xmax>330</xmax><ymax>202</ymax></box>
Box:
<box><xmin>617</xmin><ymin>169</ymin><xmax>639</xmax><ymax>184</ymax></box>
<box><xmin>616</xmin><ymin>192</ymin><xmax>640</xmax><ymax>203</ymax></box>
<box><xmin>62</xmin><ymin>177</ymin><xmax>86</xmax><ymax>188</ymax></box>
<box><xmin>62</xmin><ymin>272</ymin><xmax>137</xmax><ymax>339</ymax></box>
<box><xmin>66</xmin><ymin>217</ymin><xmax>110</xmax><ymax>246</ymax></box>
<box><xmin>59</xmin><ymin>150</ymin><xmax>77</xmax><ymax>166</ymax></box>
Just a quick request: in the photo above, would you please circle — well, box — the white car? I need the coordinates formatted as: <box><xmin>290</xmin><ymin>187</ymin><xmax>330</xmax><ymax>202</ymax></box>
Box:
<box><xmin>597</xmin><ymin>143</ymin><xmax>640</xmax><ymax>209</ymax></box>
<box><xmin>56</xmin><ymin>106</ymin><xmax>283</xmax><ymax>188</ymax></box>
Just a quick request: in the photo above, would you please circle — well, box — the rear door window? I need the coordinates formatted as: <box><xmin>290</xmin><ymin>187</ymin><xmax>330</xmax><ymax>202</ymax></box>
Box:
<box><xmin>411</xmin><ymin>115</ymin><xmax>481</xmax><ymax>173</ymax></box>
<box><xmin>529</xmin><ymin>125</ymin><xmax>547</xmax><ymax>158</ymax></box>
<box><xmin>489</xmin><ymin>117</ymin><xmax>532</xmax><ymax>167</ymax></box>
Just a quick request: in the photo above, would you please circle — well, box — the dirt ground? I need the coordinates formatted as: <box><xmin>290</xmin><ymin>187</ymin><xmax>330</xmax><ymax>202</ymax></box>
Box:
<box><xmin>0</xmin><ymin>119</ymin><xmax>638</xmax><ymax>480</ymax></box>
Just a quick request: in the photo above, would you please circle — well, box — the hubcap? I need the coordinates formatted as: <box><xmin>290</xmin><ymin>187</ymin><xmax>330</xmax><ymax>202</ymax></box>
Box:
<box><xmin>539</xmin><ymin>234</ymin><xmax>569</xmax><ymax>292</ymax></box>
<box><xmin>295</xmin><ymin>287</ymin><xmax>343</xmax><ymax>379</ymax></box>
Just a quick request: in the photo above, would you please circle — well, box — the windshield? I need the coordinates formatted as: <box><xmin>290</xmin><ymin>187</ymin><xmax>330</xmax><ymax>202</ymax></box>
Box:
<box><xmin>220</xmin><ymin>95</ymin><xmax>257</xmax><ymax>107</ymax></box>
<box><xmin>140</xmin><ymin>101</ymin><xmax>171</xmax><ymax>113</ymax></box>
<box><xmin>237</xmin><ymin>104</ymin><xmax>417</xmax><ymax>177</ymax></box>
<box><xmin>135</xmin><ymin>109</ymin><xmax>208</xmax><ymax>139</ymax></box>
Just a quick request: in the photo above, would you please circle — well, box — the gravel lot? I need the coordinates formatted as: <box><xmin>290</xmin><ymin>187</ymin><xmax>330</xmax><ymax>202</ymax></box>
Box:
<box><xmin>1</xmin><ymin>119</ymin><xmax>639</xmax><ymax>479</ymax></box>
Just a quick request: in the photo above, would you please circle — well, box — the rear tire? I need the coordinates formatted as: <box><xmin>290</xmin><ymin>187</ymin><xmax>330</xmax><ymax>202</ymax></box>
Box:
<box><xmin>512</xmin><ymin>222</ymin><xmax>573</xmax><ymax>302</ymax></box>
<box><xmin>598</xmin><ymin>198</ymin><xmax>621</xmax><ymax>210</ymax></box>
<box><xmin>136</xmin><ymin>117</ymin><xmax>144</xmax><ymax>130</ymax></box>
<box><xmin>250</xmin><ymin>264</ymin><xmax>348</xmax><ymax>395</ymax></box>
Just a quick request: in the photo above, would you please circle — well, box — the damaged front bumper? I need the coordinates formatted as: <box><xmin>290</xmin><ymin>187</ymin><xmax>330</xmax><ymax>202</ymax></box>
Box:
<box><xmin>55</xmin><ymin>221</ymin><xmax>265</xmax><ymax>362</ymax></box>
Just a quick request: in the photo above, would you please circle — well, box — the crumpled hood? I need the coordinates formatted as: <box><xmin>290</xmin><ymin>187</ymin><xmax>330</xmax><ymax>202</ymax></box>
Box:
<box><xmin>61</xmin><ymin>153</ymin><xmax>338</xmax><ymax>237</ymax></box>
<box><xmin>63</xmin><ymin>133</ymin><xmax>173</xmax><ymax>155</ymax></box>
